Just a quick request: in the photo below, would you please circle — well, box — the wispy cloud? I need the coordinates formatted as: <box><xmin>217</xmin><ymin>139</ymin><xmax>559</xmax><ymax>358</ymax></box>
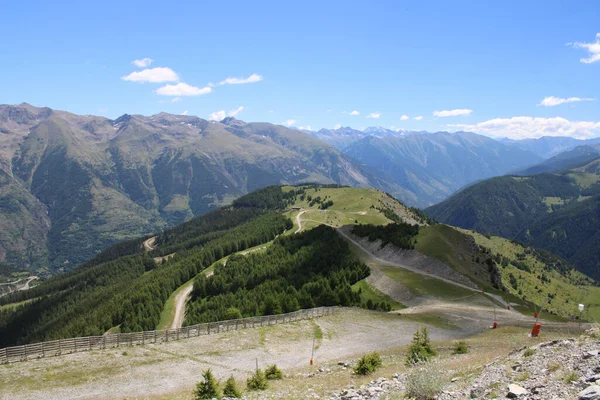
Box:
<box><xmin>350</xmin><ymin>110</ymin><xmax>360</xmax><ymax>115</ymax></box>
<box><xmin>433</xmin><ymin>109</ymin><xmax>472</xmax><ymax>117</ymax></box>
<box><xmin>122</xmin><ymin>67</ymin><xmax>179</xmax><ymax>83</ymax></box>
<box><xmin>181</xmin><ymin>110</ymin><xmax>188</xmax><ymax>115</ymax></box>
<box><xmin>414</xmin><ymin>116</ymin><xmax>423</xmax><ymax>121</ymax></box>
<box><xmin>400</xmin><ymin>114</ymin><xmax>409</xmax><ymax>120</ymax></box>
<box><xmin>283</xmin><ymin>119</ymin><xmax>296</xmax><ymax>127</ymax></box>
<box><xmin>298</xmin><ymin>125</ymin><xmax>313</xmax><ymax>131</ymax></box>
<box><xmin>538</xmin><ymin>96</ymin><xmax>594</xmax><ymax>107</ymax></box>
<box><xmin>208</xmin><ymin>106</ymin><xmax>245</xmax><ymax>121</ymax></box>
<box><xmin>448</xmin><ymin>116</ymin><xmax>600</xmax><ymax>139</ymax></box>
<box><xmin>209</xmin><ymin>110</ymin><xmax>226</xmax><ymax>121</ymax></box>
<box><xmin>366</xmin><ymin>112</ymin><xmax>381</xmax><ymax>119</ymax></box>
<box><xmin>155</xmin><ymin>82</ymin><xmax>212</xmax><ymax>96</ymax></box>
<box><xmin>334</xmin><ymin>123</ymin><xmax>342</xmax><ymax>129</ymax></box>
<box><xmin>229</xmin><ymin>106</ymin><xmax>244</xmax><ymax>117</ymax></box>
<box><xmin>570</xmin><ymin>33</ymin><xmax>600</xmax><ymax>64</ymax></box>
<box><xmin>132</xmin><ymin>58</ymin><xmax>153</xmax><ymax>68</ymax></box>
<box><xmin>218</xmin><ymin>73</ymin><xmax>263</xmax><ymax>85</ymax></box>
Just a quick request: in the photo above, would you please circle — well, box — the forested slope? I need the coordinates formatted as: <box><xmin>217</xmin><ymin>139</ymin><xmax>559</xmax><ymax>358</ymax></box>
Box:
<box><xmin>0</xmin><ymin>187</ymin><xmax>296</xmax><ymax>346</ymax></box>
<box><xmin>426</xmin><ymin>158</ymin><xmax>600</xmax><ymax>279</ymax></box>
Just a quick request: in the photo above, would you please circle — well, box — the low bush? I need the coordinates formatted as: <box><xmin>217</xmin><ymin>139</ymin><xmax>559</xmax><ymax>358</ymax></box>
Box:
<box><xmin>405</xmin><ymin>360</ymin><xmax>447</xmax><ymax>400</ymax></box>
<box><xmin>452</xmin><ymin>341</ymin><xmax>469</xmax><ymax>354</ymax></box>
<box><xmin>246</xmin><ymin>368</ymin><xmax>268</xmax><ymax>391</ymax></box>
<box><xmin>523</xmin><ymin>348</ymin><xmax>536</xmax><ymax>357</ymax></box>
<box><xmin>265</xmin><ymin>364</ymin><xmax>283</xmax><ymax>380</ymax></box>
<box><xmin>353</xmin><ymin>352</ymin><xmax>382</xmax><ymax>375</ymax></box>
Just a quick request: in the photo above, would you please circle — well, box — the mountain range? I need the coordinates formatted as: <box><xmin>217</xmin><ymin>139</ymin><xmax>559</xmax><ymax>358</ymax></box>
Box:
<box><xmin>3</xmin><ymin>103</ymin><xmax>600</xmax><ymax>276</ymax></box>
<box><xmin>0</xmin><ymin>104</ymin><xmax>400</xmax><ymax>273</ymax></box>
<box><xmin>426</xmin><ymin>153</ymin><xmax>600</xmax><ymax>279</ymax></box>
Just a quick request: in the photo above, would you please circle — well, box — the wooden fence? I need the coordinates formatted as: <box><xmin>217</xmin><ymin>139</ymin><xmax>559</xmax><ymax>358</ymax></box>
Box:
<box><xmin>0</xmin><ymin>307</ymin><xmax>337</xmax><ymax>364</ymax></box>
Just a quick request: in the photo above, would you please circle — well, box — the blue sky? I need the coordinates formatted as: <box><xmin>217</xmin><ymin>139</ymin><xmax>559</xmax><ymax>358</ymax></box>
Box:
<box><xmin>1</xmin><ymin>1</ymin><xmax>599</xmax><ymax>139</ymax></box>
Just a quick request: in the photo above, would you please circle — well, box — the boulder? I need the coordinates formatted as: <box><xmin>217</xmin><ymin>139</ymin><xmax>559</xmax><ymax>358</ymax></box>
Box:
<box><xmin>507</xmin><ymin>383</ymin><xmax>527</xmax><ymax>398</ymax></box>
<box><xmin>579</xmin><ymin>385</ymin><xmax>600</xmax><ymax>400</ymax></box>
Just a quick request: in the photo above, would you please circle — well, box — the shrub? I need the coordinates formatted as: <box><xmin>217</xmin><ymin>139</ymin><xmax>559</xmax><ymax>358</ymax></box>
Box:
<box><xmin>523</xmin><ymin>348</ymin><xmax>536</xmax><ymax>357</ymax></box>
<box><xmin>246</xmin><ymin>369</ymin><xmax>268</xmax><ymax>391</ymax></box>
<box><xmin>562</xmin><ymin>371</ymin><xmax>578</xmax><ymax>384</ymax></box>
<box><xmin>193</xmin><ymin>369</ymin><xmax>221</xmax><ymax>399</ymax></box>
<box><xmin>406</xmin><ymin>327</ymin><xmax>437</xmax><ymax>365</ymax></box>
<box><xmin>452</xmin><ymin>341</ymin><xmax>469</xmax><ymax>355</ymax></box>
<box><xmin>353</xmin><ymin>352</ymin><xmax>383</xmax><ymax>375</ymax></box>
<box><xmin>265</xmin><ymin>364</ymin><xmax>283</xmax><ymax>380</ymax></box>
<box><xmin>223</xmin><ymin>307</ymin><xmax>242</xmax><ymax>320</ymax></box>
<box><xmin>223</xmin><ymin>376</ymin><xmax>242</xmax><ymax>398</ymax></box>
<box><xmin>405</xmin><ymin>360</ymin><xmax>447</xmax><ymax>400</ymax></box>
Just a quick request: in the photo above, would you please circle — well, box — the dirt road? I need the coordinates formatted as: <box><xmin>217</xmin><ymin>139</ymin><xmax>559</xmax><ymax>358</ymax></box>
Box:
<box><xmin>299</xmin><ymin>216</ymin><xmax>510</xmax><ymax>309</ymax></box>
<box><xmin>142</xmin><ymin>236</ymin><xmax>156</xmax><ymax>252</ymax></box>
<box><xmin>295</xmin><ymin>209</ymin><xmax>305</xmax><ymax>233</ymax></box>
<box><xmin>171</xmin><ymin>282</ymin><xmax>194</xmax><ymax>329</ymax></box>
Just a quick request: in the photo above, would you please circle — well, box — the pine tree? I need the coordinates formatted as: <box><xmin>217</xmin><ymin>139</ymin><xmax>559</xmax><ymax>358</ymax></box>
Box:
<box><xmin>193</xmin><ymin>369</ymin><xmax>221</xmax><ymax>399</ymax></box>
<box><xmin>223</xmin><ymin>376</ymin><xmax>242</xmax><ymax>398</ymax></box>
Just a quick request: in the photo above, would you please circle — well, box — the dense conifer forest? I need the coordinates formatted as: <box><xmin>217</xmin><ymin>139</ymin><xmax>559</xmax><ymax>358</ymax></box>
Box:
<box><xmin>352</xmin><ymin>222</ymin><xmax>420</xmax><ymax>250</ymax></box>
<box><xmin>185</xmin><ymin>225</ymin><xmax>369</xmax><ymax>324</ymax></box>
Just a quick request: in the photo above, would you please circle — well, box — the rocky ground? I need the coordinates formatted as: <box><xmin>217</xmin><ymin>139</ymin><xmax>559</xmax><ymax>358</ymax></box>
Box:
<box><xmin>329</xmin><ymin>328</ymin><xmax>600</xmax><ymax>400</ymax></box>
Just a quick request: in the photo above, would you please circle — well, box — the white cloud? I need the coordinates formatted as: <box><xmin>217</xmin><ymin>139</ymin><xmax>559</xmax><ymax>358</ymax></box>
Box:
<box><xmin>159</xmin><ymin>97</ymin><xmax>182</xmax><ymax>103</ymax></box>
<box><xmin>98</xmin><ymin>107</ymin><xmax>108</xmax><ymax>114</ymax></box>
<box><xmin>122</xmin><ymin>67</ymin><xmax>179</xmax><ymax>83</ymax></box>
<box><xmin>209</xmin><ymin>110</ymin><xmax>227</xmax><ymax>121</ymax></box>
<box><xmin>433</xmin><ymin>109</ymin><xmax>472</xmax><ymax>117</ymax></box>
<box><xmin>283</xmin><ymin>119</ymin><xmax>296</xmax><ymax>127</ymax></box>
<box><xmin>538</xmin><ymin>96</ymin><xmax>594</xmax><ymax>107</ymax></box>
<box><xmin>570</xmin><ymin>33</ymin><xmax>600</xmax><ymax>64</ymax></box>
<box><xmin>414</xmin><ymin>116</ymin><xmax>423</xmax><ymax>121</ymax></box>
<box><xmin>181</xmin><ymin>110</ymin><xmax>188</xmax><ymax>115</ymax></box>
<box><xmin>132</xmin><ymin>58</ymin><xmax>153</xmax><ymax>68</ymax></box>
<box><xmin>350</xmin><ymin>110</ymin><xmax>360</xmax><ymax>115</ymax></box>
<box><xmin>229</xmin><ymin>106</ymin><xmax>244</xmax><ymax>117</ymax></box>
<box><xmin>400</xmin><ymin>114</ymin><xmax>409</xmax><ymax>120</ymax></box>
<box><xmin>366</xmin><ymin>112</ymin><xmax>381</xmax><ymax>119</ymax></box>
<box><xmin>298</xmin><ymin>125</ymin><xmax>313</xmax><ymax>131</ymax></box>
<box><xmin>218</xmin><ymin>73</ymin><xmax>263</xmax><ymax>85</ymax></box>
<box><xmin>155</xmin><ymin>82</ymin><xmax>212</xmax><ymax>96</ymax></box>
<box><xmin>448</xmin><ymin>116</ymin><xmax>600</xmax><ymax>140</ymax></box>
<box><xmin>208</xmin><ymin>106</ymin><xmax>245</xmax><ymax>121</ymax></box>
<box><xmin>334</xmin><ymin>123</ymin><xmax>342</xmax><ymax>129</ymax></box>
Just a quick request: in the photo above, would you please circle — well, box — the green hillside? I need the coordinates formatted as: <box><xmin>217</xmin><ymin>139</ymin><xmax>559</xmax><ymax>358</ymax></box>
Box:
<box><xmin>426</xmin><ymin>158</ymin><xmax>600</xmax><ymax>279</ymax></box>
<box><xmin>416</xmin><ymin>224</ymin><xmax>600</xmax><ymax>321</ymax></box>
<box><xmin>2</xmin><ymin>184</ymin><xmax>598</xmax><ymax>349</ymax></box>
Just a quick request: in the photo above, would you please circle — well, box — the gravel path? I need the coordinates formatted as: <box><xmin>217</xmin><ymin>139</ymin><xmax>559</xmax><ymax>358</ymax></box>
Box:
<box><xmin>171</xmin><ymin>282</ymin><xmax>194</xmax><ymax>329</ymax></box>
<box><xmin>295</xmin><ymin>210</ymin><xmax>305</xmax><ymax>233</ymax></box>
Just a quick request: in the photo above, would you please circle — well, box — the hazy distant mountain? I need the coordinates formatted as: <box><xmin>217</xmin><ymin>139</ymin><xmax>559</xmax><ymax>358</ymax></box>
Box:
<box><xmin>306</xmin><ymin>126</ymin><xmax>418</xmax><ymax>150</ymax></box>
<box><xmin>426</xmin><ymin>158</ymin><xmax>600</xmax><ymax>279</ymax></box>
<box><xmin>501</xmin><ymin>136</ymin><xmax>600</xmax><ymax>159</ymax></box>
<box><xmin>343</xmin><ymin>131</ymin><xmax>542</xmax><ymax>207</ymax></box>
<box><xmin>516</xmin><ymin>144</ymin><xmax>600</xmax><ymax>175</ymax></box>
<box><xmin>0</xmin><ymin>104</ymin><xmax>402</xmax><ymax>273</ymax></box>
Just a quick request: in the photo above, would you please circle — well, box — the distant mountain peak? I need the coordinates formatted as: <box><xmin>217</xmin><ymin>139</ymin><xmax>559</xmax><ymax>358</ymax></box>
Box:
<box><xmin>220</xmin><ymin>116</ymin><xmax>246</xmax><ymax>127</ymax></box>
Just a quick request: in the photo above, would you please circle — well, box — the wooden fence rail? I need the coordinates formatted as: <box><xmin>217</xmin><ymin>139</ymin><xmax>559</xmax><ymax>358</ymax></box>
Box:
<box><xmin>0</xmin><ymin>306</ymin><xmax>338</xmax><ymax>364</ymax></box>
